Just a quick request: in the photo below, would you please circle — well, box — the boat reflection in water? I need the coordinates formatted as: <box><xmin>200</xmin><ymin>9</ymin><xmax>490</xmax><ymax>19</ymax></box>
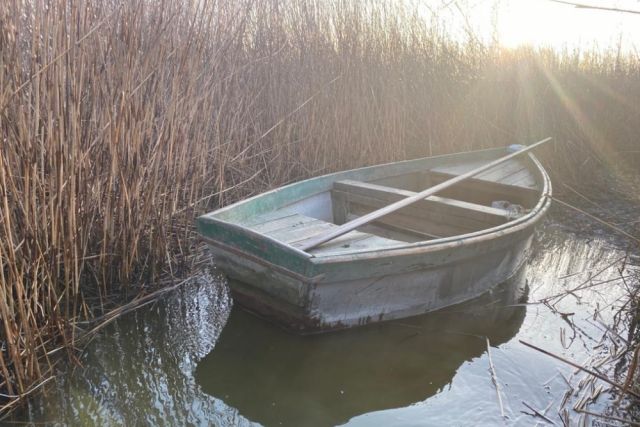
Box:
<box><xmin>195</xmin><ymin>267</ymin><xmax>529</xmax><ymax>427</ymax></box>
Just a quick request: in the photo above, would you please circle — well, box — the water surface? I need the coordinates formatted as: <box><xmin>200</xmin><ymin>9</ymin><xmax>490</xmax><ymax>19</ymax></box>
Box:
<box><xmin>23</xmin><ymin>210</ymin><xmax>639</xmax><ymax>426</ymax></box>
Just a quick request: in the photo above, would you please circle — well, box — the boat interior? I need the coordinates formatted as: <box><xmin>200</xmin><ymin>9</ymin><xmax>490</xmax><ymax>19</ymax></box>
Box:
<box><xmin>241</xmin><ymin>157</ymin><xmax>542</xmax><ymax>256</ymax></box>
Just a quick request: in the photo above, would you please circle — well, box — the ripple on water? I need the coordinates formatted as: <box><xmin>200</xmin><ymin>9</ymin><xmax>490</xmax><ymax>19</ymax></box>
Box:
<box><xmin>22</xmin><ymin>212</ymin><xmax>640</xmax><ymax>427</ymax></box>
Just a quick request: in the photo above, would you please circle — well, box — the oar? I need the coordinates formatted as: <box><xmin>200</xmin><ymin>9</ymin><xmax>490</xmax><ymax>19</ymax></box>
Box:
<box><xmin>299</xmin><ymin>137</ymin><xmax>553</xmax><ymax>252</ymax></box>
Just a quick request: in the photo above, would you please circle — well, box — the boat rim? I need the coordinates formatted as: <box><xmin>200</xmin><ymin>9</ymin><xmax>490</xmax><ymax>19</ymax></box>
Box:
<box><xmin>312</xmin><ymin>154</ymin><xmax>551</xmax><ymax>261</ymax></box>
<box><xmin>199</xmin><ymin>148</ymin><xmax>551</xmax><ymax>262</ymax></box>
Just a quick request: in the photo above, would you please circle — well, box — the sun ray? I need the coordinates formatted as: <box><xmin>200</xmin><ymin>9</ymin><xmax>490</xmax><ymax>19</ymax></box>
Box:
<box><xmin>535</xmin><ymin>56</ymin><xmax>630</xmax><ymax>177</ymax></box>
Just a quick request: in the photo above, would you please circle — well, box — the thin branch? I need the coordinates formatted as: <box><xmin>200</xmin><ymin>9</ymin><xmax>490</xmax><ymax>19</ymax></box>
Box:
<box><xmin>549</xmin><ymin>0</ymin><xmax>640</xmax><ymax>15</ymax></box>
<box><xmin>519</xmin><ymin>340</ymin><xmax>640</xmax><ymax>400</ymax></box>
<box><xmin>522</xmin><ymin>401</ymin><xmax>556</xmax><ymax>425</ymax></box>
<box><xmin>575</xmin><ymin>409</ymin><xmax>640</xmax><ymax>426</ymax></box>
<box><xmin>486</xmin><ymin>337</ymin><xmax>507</xmax><ymax>419</ymax></box>
<box><xmin>552</xmin><ymin>197</ymin><xmax>640</xmax><ymax>245</ymax></box>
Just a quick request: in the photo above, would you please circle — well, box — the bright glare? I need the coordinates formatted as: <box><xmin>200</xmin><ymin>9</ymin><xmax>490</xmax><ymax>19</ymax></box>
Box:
<box><xmin>497</xmin><ymin>0</ymin><xmax>640</xmax><ymax>50</ymax></box>
<box><xmin>420</xmin><ymin>0</ymin><xmax>640</xmax><ymax>52</ymax></box>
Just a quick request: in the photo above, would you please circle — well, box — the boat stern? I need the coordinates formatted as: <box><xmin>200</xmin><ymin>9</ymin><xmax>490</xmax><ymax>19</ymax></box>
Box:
<box><xmin>197</xmin><ymin>213</ymin><xmax>326</xmax><ymax>331</ymax></box>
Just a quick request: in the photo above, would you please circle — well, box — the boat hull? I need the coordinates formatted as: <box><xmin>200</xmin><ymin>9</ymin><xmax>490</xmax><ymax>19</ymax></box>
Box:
<box><xmin>205</xmin><ymin>225</ymin><xmax>535</xmax><ymax>333</ymax></box>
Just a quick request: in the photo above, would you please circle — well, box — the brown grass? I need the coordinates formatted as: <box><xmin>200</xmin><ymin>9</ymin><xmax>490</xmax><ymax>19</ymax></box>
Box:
<box><xmin>1</xmin><ymin>0</ymin><xmax>640</xmax><ymax>414</ymax></box>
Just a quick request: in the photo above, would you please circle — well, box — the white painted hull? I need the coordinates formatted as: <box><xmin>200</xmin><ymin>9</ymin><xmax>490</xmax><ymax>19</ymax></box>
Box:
<box><xmin>206</xmin><ymin>227</ymin><xmax>535</xmax><ymax>332</ymax></box>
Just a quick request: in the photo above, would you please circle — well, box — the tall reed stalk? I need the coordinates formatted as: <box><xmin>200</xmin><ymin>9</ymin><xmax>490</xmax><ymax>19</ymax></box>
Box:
<box><xmin>1</xmin><ymin>0</ymin><xmax>639</xmax><ymax>413</ymax></box>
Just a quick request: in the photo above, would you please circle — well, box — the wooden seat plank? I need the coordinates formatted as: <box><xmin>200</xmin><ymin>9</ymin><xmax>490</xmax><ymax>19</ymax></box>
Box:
<box><xmin>338</xmin><ymin>193</ymin><xmax>477</xmax><ymax>237</ymax></box>
<box><xmin>506</xmin><ymin>169</ymin><xmax>537</xmax><ymax>187</ymax></box>
<box><xmin>250</xmin><ymin>213</ymin><xmax>319</xmax><ymax>234</ymax></box>
<box><xmin>433</xmin><ymin>159</ymin><xmax>536</xmax><ymax>189</ymax></box>
<box><xmin>423</xmin><ymin>170</ymin><xmax>540</xmax><ymax>207</ymax></box>
<box><xmin>431</xmin><ymin>159</ymin><xmax>486</xmax><ymax>176</ymax></box>
<box><xmin>333</xmin><ymin>180</ymin><xmax>511</xmax><ymax>225</ymax></box>
<box><xmin>244</xmin><ymin>211</ymin><xmax>298</xmax><ymax>228</ymax></box>
<box><xmin>293</xmin><ymin>229</ymin><xmax>401</xmax><ymax>255</ymax></box>
<box><xmin>270</xmin><ymin>220</ymin><xmax>336</xmax><ymax>244</ymax></box>
<box><xmin>354</xmin><ymin>221</ymin><xmax>430</xmax><ymax>242</ymax></box>
<box><xmin>248</xmin><ymin>212</ymin><xmax>404</xmax><ymax>252</ymax></box>
<box><xmin>475</xmin><ymin>160</ymin><xmax>526</xmax><ymax>182</ymax></box>
<box><xmin>310</xmin><ymin>235</ymin><xmax>402</xmax><ymax>255</ymax></box>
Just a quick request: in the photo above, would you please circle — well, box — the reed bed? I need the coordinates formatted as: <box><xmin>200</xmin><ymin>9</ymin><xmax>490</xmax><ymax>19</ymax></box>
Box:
<box><xmin>1</xmin><ymin>0</ymin><xmax>640</xmax><ymax>413</ymax></box>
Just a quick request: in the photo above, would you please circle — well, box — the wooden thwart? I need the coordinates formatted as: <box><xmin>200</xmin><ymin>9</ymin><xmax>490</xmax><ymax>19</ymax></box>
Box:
<box><xmin>340</xmin><ymin>198</ymin><xmax>465</xmax><ymax>239</ymax></box>
<box><xmin>331</xmin><ymin>184</ymin><xmax>504</xmax><ymax>239</ymax></box>
<box><xmin>333</xmin><ymin>180</ymin><xmax>511</xmax><ymax>224</ymax></box>
<box><xmin>424</xmin><ymin>171</ymin><xmax>540</xmax><ymax>207</ymax></box>
<box><xmin>299</xmin><ymin>138</ymin><xmax>552</xmax><ymax>251</ymax></box>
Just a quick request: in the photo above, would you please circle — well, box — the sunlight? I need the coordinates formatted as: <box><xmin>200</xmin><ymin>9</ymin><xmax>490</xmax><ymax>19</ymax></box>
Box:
<box><xmin>422</xmin><ymin>0</ymin><xmax>640</xmax><ymax>52</ymax></box>
<box><xmin>496</xmin><ymin>0</ymin><xmax>640</xmax><ymax>50</ymax></box>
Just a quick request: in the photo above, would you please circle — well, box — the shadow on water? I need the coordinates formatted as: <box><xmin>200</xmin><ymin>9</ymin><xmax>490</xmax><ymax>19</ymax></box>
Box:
<box><xmin>19</xmin><ymin>202</ymin><xmax>640</xmax><ymax>426</ymax></box>
<box><xmin>195</xmin><ymin>267</ymin><xmax>529</xmax><ymax>427</ymax></box>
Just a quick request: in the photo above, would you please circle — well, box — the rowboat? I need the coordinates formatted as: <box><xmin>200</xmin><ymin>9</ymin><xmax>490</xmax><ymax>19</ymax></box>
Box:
<box><xmin>197</xmin><ymin>141</ymin><xmax>552</xmax><ymax>333</ymax></box>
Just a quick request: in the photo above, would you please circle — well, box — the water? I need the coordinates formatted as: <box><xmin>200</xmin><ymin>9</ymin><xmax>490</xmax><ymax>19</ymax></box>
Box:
<box><xmin>20</xmin><ymin>210</ymin><xmax>639</xmax><ymax>426</ymax></box>
<box><xmin>196</xmin><ymin>275</ymin><xmax>526</xmax><ymax>427</ymax></box>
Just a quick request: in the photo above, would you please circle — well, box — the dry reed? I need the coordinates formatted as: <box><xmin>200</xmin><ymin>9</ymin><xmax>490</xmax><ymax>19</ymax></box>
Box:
<box><xmin>1</xmin><ymin>0</ymin><xmax>640</xmax><ymax>414</ymax></box>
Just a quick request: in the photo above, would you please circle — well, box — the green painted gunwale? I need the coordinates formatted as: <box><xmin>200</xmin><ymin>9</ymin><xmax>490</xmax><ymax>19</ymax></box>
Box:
<box><xmin>197</xmin><ymin>147</ymin><xmax>551</xmax><ymax>280</ymax></box>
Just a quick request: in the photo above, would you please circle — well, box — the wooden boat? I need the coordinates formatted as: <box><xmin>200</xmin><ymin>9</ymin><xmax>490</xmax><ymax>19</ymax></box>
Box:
<box><xmin>197</xmin><ymin>143</ymin><xmax>551</xmax><ymax>333</ymax></box>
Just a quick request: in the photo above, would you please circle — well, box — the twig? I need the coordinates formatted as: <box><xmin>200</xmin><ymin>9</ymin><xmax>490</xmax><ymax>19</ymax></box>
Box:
<box><xmin>552</xmin><ymin>197</ymin><xmax>640</xmax><ymax>245</ymax></box>
<box><xmin>84</xmin><ymin>277</ymin><xmax>192</xmax><ymax>336</ymax></box>
<box><xmin>486</xmin><ymin>337</ymin><xmax>506</xmax><ymax>419</ymax></box>
<box><xmin>522</xmin><ymin>401</ymin><xmax>556</xmax><ymax>425</ymax></box>
<box><xmin>254</xmin><ymin>75</ymin><xmax>342</xmax><ymax>144</ymax></box>
<box><xmin>616</xmin><ymin>345</ymin><xmax>640</xmax><ymax>406</ymax></box>
<box><xmin>0</xmin><ymin>375</ymin><xmax>55</xmax><ymax>417</ymax></box>
<box><xmin>559</xmin><ymin>389</ymin><xmax>573</xmax><ymax>412</ymax></box>
<box><xmin>549</xmin><ymin>0</ymin><xmax>640</xmax><ymax>15</ymax></box>
<box><xmin>540</xmin><ymin>254</ymin><xmax>629</xmax><ymax>303</ymax></box>
<box><xmin>173</xmin><ymin>167</ymin><xmax>265</xmax><ymax>214</ymax></box>
<box><xmin>0</xmin><ymin>376</ymin><xmax>54</xmax><ymax>400</ymax></box>
<box><xmin>519</xmin><ymin>340</ymin><xmax>640</xmax><ymax>400</ymax></box>
<box><xmin>558</xmin><ymin>409</ymin><xmax>569</xmax><ymax>427</ymax></box>
<box><xmin>575</xmin><ymin>409</ymin><xmax>640</xmax><ymax>426</ymax></box>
